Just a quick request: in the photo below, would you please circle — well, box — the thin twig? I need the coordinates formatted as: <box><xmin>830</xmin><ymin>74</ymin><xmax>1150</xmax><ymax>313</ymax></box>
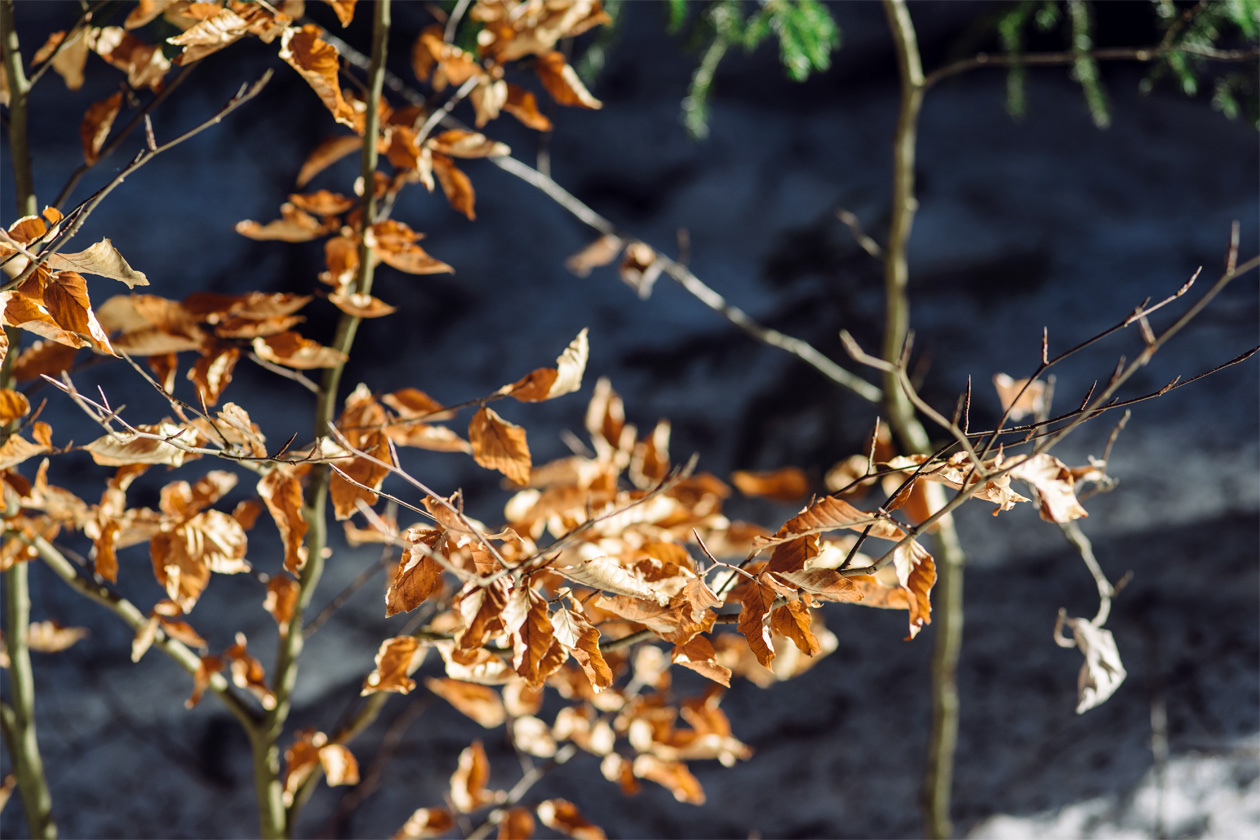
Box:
<box><xmin>314</xmin><ymin>29</ymin><xmax>883</xmax><ymax>406</ymax></box>
<box><xmin>3</xmin><ymin>71</ymin><xmax>273</xmax><ymax>294</ymax></box>
<box><xmin>836</xmin><ymin>208</ymin><xmax>885</xmax><ymax>260</ymax></box>
<box><xmin>925</xmin><ymin>41</ymin><xmax>1260</xmax><ymax>90</ymax></box>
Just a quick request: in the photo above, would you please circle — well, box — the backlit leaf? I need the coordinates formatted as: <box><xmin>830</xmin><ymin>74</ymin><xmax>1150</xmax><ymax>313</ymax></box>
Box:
<box><xmin>551</xmin><ymin>605</ymin><xmax>613</xmax><ymax>691</ymax></box>
<box><xmin>252</xmin><ymin>331</ymin><xmax>347</xmax><ymax>369</ymax></box>
<box><xmin>425</xmin><ymin>677</ymin><xmax>506</xmax><ymax>728</ymax></box>
<box><xmin>432</xmin><ymin>152</ymin><xmax>476</xmax><ymax>220</ymax></box>
<box><xmin>259</xmin><ymin>467</ymin><xmax>309</xmax><ymax>575</ymax></box>
<box><xmin>450</xmin><ymin>740</ymin><xmax>500</xmax><ymax>813</ymax></box>
<box><xmin>80</xmin><ymin>92</ymin><xmax>122</xmax><ymax>166</ymax></box>
<box><xmin>386</xmin><ymin>531</ymin><xmax>443</xmax><ymax>616</ymax></box>
<box><xmin>535</xmin><ymin>51</ymin><xmax>602</xmax><ymax>109</ymax></box>
<box><xmin>504</xmin><ymin>84</ymin><xmax>553</xmax><ymax>131</ymax></box>
<box><xmin>737</xmin><ymin>578</ymin><xmax>777</xmax><ymax>669</ymax></box>
<box><xmin>770</xmin><ymin>601</ymin><xmax>819</xmax><ymax>655</ymax></box>
<box><xmin>264</xmin><ymin>576</ymin><xmax>299</xmax><ymax>636</ymax></box>
<box><xmin>392</xmin><ymin>808</ymin><xmax>455</xmax><ymax>840</ymax></box>
<box><xmin>670</xmin><ymin>635</ymin><xmax>731</xmax><ymax>687</ymax></box>
<box><xmin>536</xmin><ymin>799</ymin><xmax>606</xmax><ymax>840</ymax></box>
<box><xmin>631</xmin><ymin>755</ymin><xmax>704</xmax><ymax>804</ymax></box>
<box><xmin>502</xmin><ymin>585</ymin><xmax>557</xmax><ymax>687</ymax></box>
<box><xmin>48</xmin><ymin>238</ymin><xmax>149</xmax><ymax>288</ymax></box>
<box><xmin>507</xmin><ymin>328</ymin><xmax>589</xmax><ymax>402</ymax></box>
<box><xmin>361</xmin><ymin>636</ymin><xmax>422</xmax><ymax>695</ymax></box>
<box><xmin>0</xmin><ymin>388</ymin><xmax>29</xmax><ymax>423</ymax></box>
<box><xmin>26</xmin><ymin>621</ymin><xmax>89</xmax><ymax>653</ymax></box>
<box><xmin>499</xmin><ymin>807</ymin><xmax>534</xmax><ymax>840</ymax></box>
<box><xmin>731</xmin><ymin>467</ymin><xmax>809</xmax><ymax>503</ymax></box>
<box><xmin>470</xmin><ymin>407</ymin><xmax>531</xmax><ymax>485</ymax></box>
<box><xmin>279</xmin><ymin>25</ymin><xmax>365</xmax><ymax>133</ymax></box>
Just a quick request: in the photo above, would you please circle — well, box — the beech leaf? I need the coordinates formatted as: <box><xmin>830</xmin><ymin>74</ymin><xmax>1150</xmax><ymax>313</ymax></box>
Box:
<box><xmin>425</xmin><ymin>677</ymin><xmax>506</xmax><ymax>728</ymax></box>
<box><xmin>361</xmin><ymin>636</ymin><xmax>422</xmax><ymax>695</ymax></box>
<box><xmin>80</xmin><ymin>92</ymin><xmax>122</xmax><ymax>166</ymax></box>
<box><xmin>535</xmin><ymin>51</ymin><xmax>602</xmax><ymax>109</ymax></box>
<box><xmin>551</xmin><ymin>605</ymin><xmax>613</xmax><ymax>691</ymax></box>
<box><xmin>279</xmin><ymin>25</ymin><xmax>364</xmax><ymax>133</ymax></box>
<box><xmin>507</xmin><ymin>328</ymin><xmax>589</xmax><ymax>402</ymax></box>
<box><xmin>469</xmin><ymin>406</ymin><xmax>531</xmax><ymax>485</ymax></box>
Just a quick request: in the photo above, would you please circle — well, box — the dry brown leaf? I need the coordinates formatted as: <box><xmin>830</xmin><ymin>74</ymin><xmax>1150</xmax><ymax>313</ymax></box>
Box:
<box><xmin>259</xmin><ymin>467</ymin><xmax>309</xmax><ymax>575</ymax></box>
<box><xmin>502</xmin><ymin>585</ymin><xmax>557</xmax><ymax>688</ymax></box>
<box><xmin>892</xmin><ymin>540</ymin><xmax>935</xmax><ymax>640</ymax></box>
<box><xmin>0</xmin><ymin>388</ymin><xmax>29</xmax><ymax>424</ymax></box>
<box><xmin>80</xmin><ymin>92</ymin><xmax>122</xmax><ymax>166</ymax></box>
<box><xmin>48</xmin><ymin>238</ymin><xmax>149</xmax><ymax>288</ymax></box>
<box><xmin>555</xmin><ymin>554</ymin><xmax>666</xmax><ymax>605</ymax></box>
<box><xmin>992</xmin><ymin>372</ymin><xmax>1047</xmax><ymax>422</ymax></box>
<box><xmin>631</xmin><ymin>754</ymin><xmax>704</xmax><ymax>804</ymax></box>
<box><xmin>371</xmin><ymin>221</ymin><xmax>454</xmax><ymax>275</ymax></box>
<box><xmin>771</xmin><ymin>567</ymin><xmax>863</xmax><ymax>603</ymax></box>
<box><xmin>279</xmin><ymin>25</ymin><xmax>364</xmax><ymax>133</ymax></box>
<box><xmin>565</xmin><ymin>234</ymin><xmax>621</xmax><ymax>277</ymax></box>
<box><xmin>618</xmin><ymin>241</ymin><xmax>661</xmax><ymax>298</ymax></box>
<box><xmin>324</xmin><ymin>0</ymin><xmax>358</xmax><ymax>27</ymax></box>
<box><xmin>450</xmin><ymin>740</ymin><xmax>500</xmax><ymax>813</ymax></box>
<box><xmin>26</xmin><ymin>621</ymin><xmax>89</xmax><ymax>653</ymax></box>
<box><xmin>670</xmin><ymin>635</ymin><xmax>731</xmax><ymax>687</ymax></box>
<box><xmin>737</xmin><ymin>578</ymin><xmax>777</xmax><ymax>669</ymax></box>
<box><xmin>282</xmin><ymin>730</ymin><xmax>324</xmax><ymax>806</ymax></box>
<box><xmin>91</xmin><ymin>27</ymin><xmax>170</xmax><ymax>90</ymax></box>
<box><xmin>42</xmin><ymin>271</ymin><xmax>115</xmax><ymax>354</ymax></box>
<box><xmin>13</xmin><ymin>340</ymin><xmax>77</xmax><ymax>382</ymax></box>
<box><xmin>235</xmin><ymin>202</ymin><xmax>330</xmax><ymax>242</ymax></box>
<box><xmin>188</xmin><ymin>344</ymin><xmax>239</xmax><ymax>405</ymax></box>
<box><xmin>362</xmin><ymin>636</ymin><xmax>423</xmax><ymax>695</ymax></box>
<box><xmin>470</xmin><ymin>406</ymin><xmax>531</xmax><ymax>485</ymax></box>
<box><xmin>536</xmin><ymin>798</ymin><xmax>606</xmax><ymax>840</ymax></box>
<box><xmin>166</xmin><ymin>6</ymin><xmax>251</xmax><ymax>63</ymax></box>
<box><xmin>412</xmin><ymin>24</ymin><xmax>482</xmax><ymax>89</ymax></box>
<box><xmin>1009</xmin><ymin>452</ymin><xmax>1088</xmax><ymax>523</ymax></box>
<box><xmin>84</xmin><ymin>422</ymin><xmax>194</xmax><ymax>467</ymax></box>
<box><xmin>535</xmin><ymin>51</ymin><xmax>602</xmax><ymax>109</ymax></box>
<box><xmin>328</xmin><ymin>291</ymin><xmax>397</xmax><ymax>318</ymax></box>
<box><xmin>504</xmin><ymin>84</ymin><xmax>552</xmax><ymax>131</ymax></box>
<box><xmin>427</xmin><ymin>129</ymin><xmax>510</xmax><ymax>159</ymax></box>
<box><xmin>186</xmin><ymin>654</ymin><xmax>222</xmax><ymax>708</ymax></box>
<box><xmin>1060</xmin><ymin>615</ymin><xmax>1127</xmax><ymax>713</ymax></box>
<box><xmin>551</xmin><ymin>605</ymin><xmax>613</xmax><ymax>691</ymax></box>
<box><xmin>34</xmin><ymin>28</ymin><xmax>90</xmax><ymax>90</ymax></box>
<box><xmin>425</xmin><ymin>677</ymin><xmax>506</xmax><ymax>728</ymax></box>
<box><xmin>223</xmin><ymin>632</ymin><xmax>276</xmax><ymax>709</ymax></box>
<box><xmin>432</xmin><ymin>151</ymin><xmax>476</xmax><ymax>220</ymax></box>
<box><xmin>770</xmin><ymin>601</ymin><xmax>819</xmax><ymax>656</ymax></box>
<box><xmin>392</xmin><ymin>808</ymin><xmax>455</xmax><ymax>840</ymax></box>
<box><xmin>506</xmin><ymin>328</ymin><xmax>589</xmax><ymax>402</ymax></box>
<box><xmin>264</xmin><ymin>576</ymin><xmax>299</xmax><ymax>637</ymax></box>
<box><xmin>0</xmin><ymin>430</ymin><xmax>49</xmax><ymax>470</ymax></box>
<box><xmin>252</xmin><ymin>331</ymin><xmax>347</xmax><ymax>369</ymax></box>
<box><xmin>319</xmin><ymin>742</ymin><xmax>359</xmax><ymax>788</ymax></box>
<box><xmin>297</xmin><ymin>134</ymin><xmax>362</xmax><ymax>187</ymax></box>
<box><xmin>386</xmin><ymin>532</ymin><xmax>443</xmax><ymax>617</ymax></box>
<box><xmin>499</xmin><ymin>807</ymin><xmax>535</xmax><ymax>840</ymax></box>
<box><xmin>731</xmin><ymin>467</ymin><xmax>809</xmax><ymax>503</ymax></box>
